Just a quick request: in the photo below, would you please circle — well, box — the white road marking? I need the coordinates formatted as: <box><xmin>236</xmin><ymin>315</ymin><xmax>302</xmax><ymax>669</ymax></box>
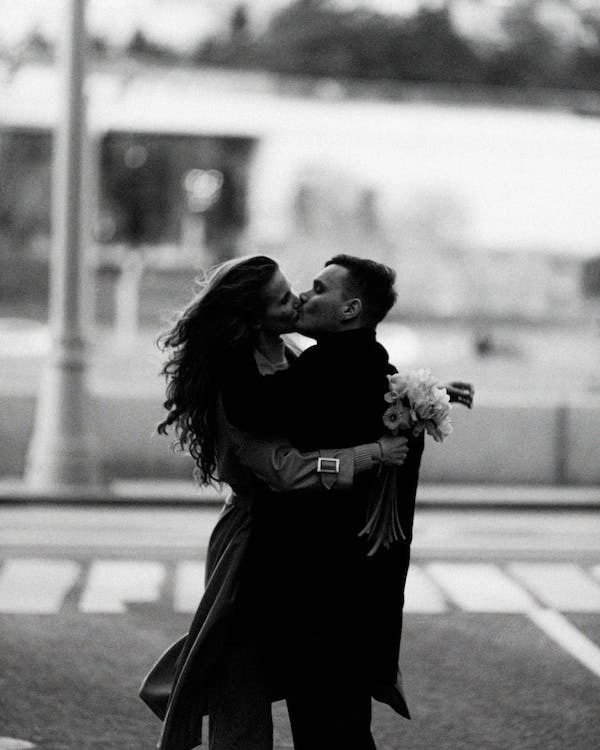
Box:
<box><xmin>426</xmin><ymin>562</ymin><xmax>538</xmax><ymax>612</ymax></box>
<box><xmin>0</xmin><ymin>559</ymin><xmax>80</xmax><ymax>613</ymax></box>
<box><xmin>1</xmin><ymin>558</ymin><xmax>600</xmax><ymax>681</ymax></box>
<box><xmin>508</xmin><ymin>563</ymin><xmax>600</xmax><ymax>611</ymax></box>
<box><xmin>174</xmin><ymin>561</ymin><xmax>206</xmax><ymax>613</ymax></box>
<box><xmin>0</xmin><ymin>738</ymin><xmax>36</xmax><ymax>749</ymax></box>
<box><xmin>527</xmin><ymin>608</ymin><xmax>600</xmax><ymax>679</ymax></box>
<box><xmin>403</xmin><ymin>564</ymin><xmax>447</xmax><ymax>613</ymax></box>
<box><xmin>1</xmin><ymin>558</ymin><xmax>600</xmax><ymax>621</ymax></box>
<box><xmin>79</xmin><ymin>560</ymin><xmax>165</xmax><ymax>613</ymax></box>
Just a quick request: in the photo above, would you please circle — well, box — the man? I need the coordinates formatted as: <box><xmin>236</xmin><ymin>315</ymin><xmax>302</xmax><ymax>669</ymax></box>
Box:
<box><xmin>222</xmin><ymin>255</ymin><xmax>472</xmax><ymax>749</ymax></box>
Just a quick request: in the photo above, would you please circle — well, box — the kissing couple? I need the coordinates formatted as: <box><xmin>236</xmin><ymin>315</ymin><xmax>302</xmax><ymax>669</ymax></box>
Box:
<box><xmin>140</xmin><ymin>254</ymin><xmax>474</xmax><ymax>750</ymax></box>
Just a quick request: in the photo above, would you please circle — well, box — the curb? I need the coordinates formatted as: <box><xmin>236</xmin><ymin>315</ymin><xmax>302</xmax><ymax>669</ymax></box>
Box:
<box><xmin>0</xmin><ymin>480</ymin><xmax>225</xmax><ymax>508</ymax></box>
<box><xmin>414</xmin><ymin>484</ymin><xmax>599</xmax><ymax>510</ymax></box>
<box><xmin>0</xmin><ymin>479</ymin><xmax>597</xmax><ymax>510</ymax></box>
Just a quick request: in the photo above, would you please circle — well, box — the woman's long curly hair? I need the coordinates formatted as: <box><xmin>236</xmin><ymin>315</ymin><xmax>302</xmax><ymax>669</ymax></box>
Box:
<box><xmin>157</xmin><ymin>255</ymin><xmax>279</xmax><ymax>485</ymax></box>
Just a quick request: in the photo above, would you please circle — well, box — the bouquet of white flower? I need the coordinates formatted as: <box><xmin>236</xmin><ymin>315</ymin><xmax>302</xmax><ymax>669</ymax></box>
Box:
<box><xmin>359</xmin><ymin>369</ymin><xmax>452</xmax><ymax>556</ymax></box>
<box><xmin>383</xmin><ymin>369</ymin><xmax>453</xmax><ymax>442</ymax></box>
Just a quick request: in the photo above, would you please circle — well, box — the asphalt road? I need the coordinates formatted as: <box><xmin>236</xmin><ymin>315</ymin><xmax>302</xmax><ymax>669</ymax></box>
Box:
<box><xmin>1</xmin><ymin>505</ymin><xmax>600</xmax><ymax>750</ymax></box>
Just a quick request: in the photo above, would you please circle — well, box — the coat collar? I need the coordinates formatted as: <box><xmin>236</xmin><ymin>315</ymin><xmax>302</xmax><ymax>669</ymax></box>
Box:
<box><xmin>316</xmin><ymin>327</ymin><xmax>377</xmax><ymax>349</ymax></box>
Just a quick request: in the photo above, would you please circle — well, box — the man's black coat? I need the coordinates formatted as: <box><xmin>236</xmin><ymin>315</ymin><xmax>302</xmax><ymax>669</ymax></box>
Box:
<box><xmin>222</xmin><ymin>328</ymin><xmax>424</xmax><ymax>717</ymax></box>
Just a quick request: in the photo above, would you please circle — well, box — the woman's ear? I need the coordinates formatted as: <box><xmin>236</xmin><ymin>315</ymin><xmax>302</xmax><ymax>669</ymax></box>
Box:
<box><xmin>342</xmin><ymin>298</ymin><xmax>362</xmax><ymax>321</ymax></box>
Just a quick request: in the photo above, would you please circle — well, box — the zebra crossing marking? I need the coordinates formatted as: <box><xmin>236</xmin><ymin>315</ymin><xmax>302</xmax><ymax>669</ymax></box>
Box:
<box><xmin>527</xmin><ymin>608</ymin><xmax>600</xmax><ymax>679</ymax></box>
<box><xmin>0</xmin><ymin>739</ymin><xmax>36</xmax><ymax>750</ymax></box>
<box><xmin>1</xmin><ymin>559</ymin><xmax>600</xmax><ymax>618</ymax></box>
<box><xmin>0</xmin><ymin>559</ymin><xmax>79</xmax><ymax>614</ymax></box>
<box><xmin>404</xmin><ymin>564</ymin><xmax>447</xmax><ymax>612</ymax></box>
<box><xmin>79</xmin><ymin>560</ymin><xmax>165</xmax><ymax>613</ymax></box>
<box><xmin>426</xmin><ymin>562</ymin><xmax>537</xmax><ymax>612</ymax></box>
<box><xmin>2</xmin><ymin>557</ymin><xmax>599</xmax><ymax>680</ymax></box>
<box><xmin>508</xmin><ymin>563</ymin><xmax>600</xmax><ymax>612</ymax></box>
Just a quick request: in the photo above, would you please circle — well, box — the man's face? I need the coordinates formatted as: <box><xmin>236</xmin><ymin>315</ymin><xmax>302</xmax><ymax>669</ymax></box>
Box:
<box><xmin>261</xmin><ymin>269</ymin><xmax>300</xmax><ymax>335</ymax></box>
<box><xmin>295</xmin><ymin>264</ymin><xmax>352</xmax><ymax>337</ymax></box>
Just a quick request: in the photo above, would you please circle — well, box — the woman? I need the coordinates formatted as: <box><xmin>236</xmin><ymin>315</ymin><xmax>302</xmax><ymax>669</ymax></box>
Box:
<box><xmin>139</xmin><ymin>255</ymin><xmax>410</xmax><ymax>750</ymax></box>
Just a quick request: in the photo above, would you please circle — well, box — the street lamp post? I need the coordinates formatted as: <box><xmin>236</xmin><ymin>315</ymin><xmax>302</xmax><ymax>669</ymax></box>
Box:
<box><xmin>26</xmin><ymin>0</ymin><xmax>103</xmax><ymax>489</ymax></box>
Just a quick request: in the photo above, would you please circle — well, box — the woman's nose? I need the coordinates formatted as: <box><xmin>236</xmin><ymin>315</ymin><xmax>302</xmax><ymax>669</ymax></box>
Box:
<box><xmin>299</xmin><ymin>291</ymin><xmax>309</xmax><ymax>305</ymax></box>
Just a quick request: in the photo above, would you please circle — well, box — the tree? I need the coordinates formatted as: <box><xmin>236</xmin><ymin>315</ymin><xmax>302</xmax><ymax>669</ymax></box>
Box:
<box><xmin>573</xmin><ymin>12</ymin><xmax>600</xmax><ymax>89</ymax></box>
<box><xmin>90</xmin><ymin>36</ymin><xmax>108</xmax><ymax>59</ymax></box>
<box><xmin>187</xmin><ymin>0</ymin><xmax>600</xmax><ymax>90</ymax></box>
<box><xmin>25</xmin><ymin>30</ymin><xmax>53</xmax><ymax>61</ymax></box>
<box><xmin>127</xmin><ymin>30</ymin><xmax>176</xmax><ymax>63</ymax></box>
<box><xmin>261</xmin><ymin>0</ymin><xmax>480</xmax><ymax>82</ymax></box>
<box><xmin>483</xmin><ymin>1</ymin><xmax>568</xmax><ymax>87</ymax></box>
<box><xmin>230</xmin><ymin>4</ymin><xmax>249</xmax><ymax>40</ymax></box>
<box><xmin>399</xmin><ymin>6</ymin><xmax>480</xmax><ymax>83</ymax></box>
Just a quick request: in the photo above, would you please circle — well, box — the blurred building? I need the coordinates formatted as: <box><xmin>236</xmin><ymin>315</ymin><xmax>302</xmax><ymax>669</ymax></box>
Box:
<box><xmin>1</xmin><ymin>61</ymin><xmax>598</xmax><ymax>326</ymax></box>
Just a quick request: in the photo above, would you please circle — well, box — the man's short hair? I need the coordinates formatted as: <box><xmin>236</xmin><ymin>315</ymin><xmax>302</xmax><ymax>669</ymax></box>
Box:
<box><xmin>326</xmin><ymin>254</ymin><xmax>397</xmax><ymax>325</ymax></box>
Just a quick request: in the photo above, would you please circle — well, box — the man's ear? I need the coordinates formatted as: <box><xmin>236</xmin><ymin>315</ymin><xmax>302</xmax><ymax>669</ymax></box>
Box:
<box><xmin>341</xmin><ymin>298</ymin><xmax>362</xmax><ymax>321</ymax></box>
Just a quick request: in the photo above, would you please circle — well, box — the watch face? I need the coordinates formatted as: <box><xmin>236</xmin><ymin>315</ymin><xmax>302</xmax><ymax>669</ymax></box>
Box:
<box><xmin>318</xmin><ymin>457</ymin><xmax>340</xmax><ymax>474</ymax></box>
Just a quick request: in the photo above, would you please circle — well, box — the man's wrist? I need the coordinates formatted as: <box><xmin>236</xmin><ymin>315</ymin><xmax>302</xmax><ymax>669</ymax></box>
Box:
<box><xmin>353</xmin><ymin>444</ymin><xmax>380</xmax><ymax>473</ymax></box>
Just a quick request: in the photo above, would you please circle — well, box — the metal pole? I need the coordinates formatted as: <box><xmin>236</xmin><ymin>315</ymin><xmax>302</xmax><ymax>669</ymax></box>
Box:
<box><xmin>26</xmin><ymin>0</ymin><xmax>103</xmax><ymax>489</ymax></box>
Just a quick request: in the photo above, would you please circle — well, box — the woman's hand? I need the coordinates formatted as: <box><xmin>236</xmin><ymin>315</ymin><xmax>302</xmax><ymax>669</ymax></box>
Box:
<box><xmin>377</xmin><ymin>435</ymin><xmax>409</xmax><ymax>467</ymax></box>
<box><xmin>444</xmin><ymin>381</ymin><xmax>474</xmax><ymax>408</ymax></box>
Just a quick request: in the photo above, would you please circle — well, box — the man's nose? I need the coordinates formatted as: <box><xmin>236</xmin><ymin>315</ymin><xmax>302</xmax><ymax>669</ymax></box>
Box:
<box><xmin>299</xmin><ymin>290</ymin><xmax>309</xmax><ymax>305</ymax></box>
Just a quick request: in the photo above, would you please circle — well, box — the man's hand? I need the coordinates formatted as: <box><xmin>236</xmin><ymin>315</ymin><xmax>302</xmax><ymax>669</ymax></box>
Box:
<box><xmin>444</xmin><ymin>381</ymin><xmax>474</xmax><ymax>408</ymax></box>
<box><xmin>377</xmin><ymin>435</ymin><xmax>409</xmax><ymax>467</ymax></box>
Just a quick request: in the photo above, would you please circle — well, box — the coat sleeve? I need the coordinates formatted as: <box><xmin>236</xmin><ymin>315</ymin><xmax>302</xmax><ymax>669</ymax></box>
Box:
<box><xmin>230</xmin><ymin>425</ymin><xmax>378</xmax><ymax>492</ymax></box>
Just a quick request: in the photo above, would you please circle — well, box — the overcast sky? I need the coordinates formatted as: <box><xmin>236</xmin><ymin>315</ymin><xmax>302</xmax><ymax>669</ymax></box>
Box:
<box><xmin>1</xmin><ymin>0</ymin><xmax>597</xmax><ymax>54</ymax></box>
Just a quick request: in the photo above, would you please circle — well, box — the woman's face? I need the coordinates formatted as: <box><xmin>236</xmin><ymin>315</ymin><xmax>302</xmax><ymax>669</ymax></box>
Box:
<box><xmin>261</xmin><ymin>269</ymin><xmax>300</xmax><ymax>335</ymax></box>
